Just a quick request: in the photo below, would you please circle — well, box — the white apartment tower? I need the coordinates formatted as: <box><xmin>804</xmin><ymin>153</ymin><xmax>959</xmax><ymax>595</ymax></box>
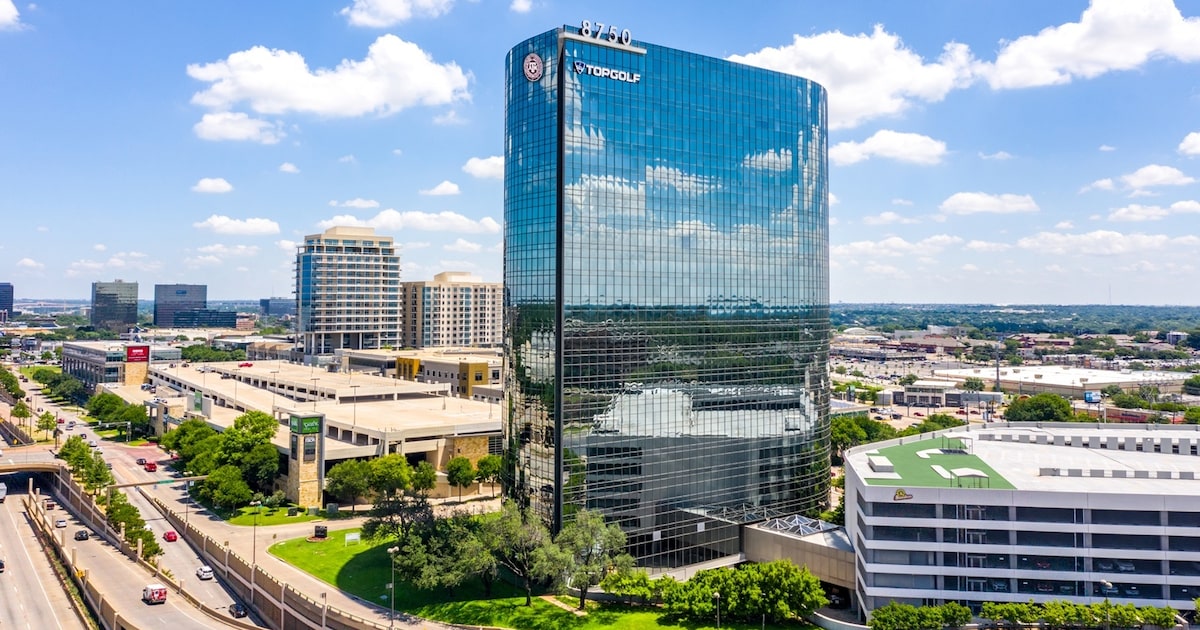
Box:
<box><xmin>400</xmin><ymin>271</ymin><xmax>502</xmax><ymax>348</ymax></box>
<box><xmin>295</xmin><ymin>226</ymin><xmax>401</xmax><ymax>358</ymax></box>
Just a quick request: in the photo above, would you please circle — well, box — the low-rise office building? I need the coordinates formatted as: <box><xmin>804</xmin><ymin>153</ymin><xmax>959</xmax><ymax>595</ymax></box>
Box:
<box><xmin>62</xmin><ymin>340</ymin><xmax>181</xmax><ymax>392</ymax></box>
<box><xmin>846</xmin><ymin>423</ymin><xmax>1200</xmax><ymax>619</ymax></box>
<box><xmin>935</xmin><ymin>365</ymin><xmax>1186</xmax><ymax>398</ymax></box>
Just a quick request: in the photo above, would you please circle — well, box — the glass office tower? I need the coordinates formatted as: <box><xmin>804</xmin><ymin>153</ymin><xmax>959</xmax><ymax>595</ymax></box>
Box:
<box><xmin>504</xmin><ymin>26</ymin><xmax>831</xmax><ymax>567</ymax></box>
<box><xmin>91</xmin><ymin>279</ymin><xmax>139</xmax><ymax>333</ymax></box>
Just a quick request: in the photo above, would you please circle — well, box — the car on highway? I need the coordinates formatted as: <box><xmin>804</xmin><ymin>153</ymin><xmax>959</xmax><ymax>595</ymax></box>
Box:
<box><xmin>74</xmin><ymin>530</ymin><xmax>90</xmax><ymax>541</ymax></box>
<box><xmin>196</xmin><ymin>565</ymin><xmax>214</xmax><ymax>580</ymax></box>
<box><xmin>163</xmin><ymin>531</ymin><xmax>178</xmax><ymax>542</ymax></box>
<box><xmin>913</xmin><ymin>412</ymin><xmax>924</xmax><ymax>417</ymax></box>
<box><xmin>0</xmin><ymin>558</ymin><xmax>5</xmax><ymax>572</ymax></box>
<box><xmin>136</xmin><ymin>458</ymin><xmax>147</xmax><ymax>465</ymax></box>
<box><xmin>88</xmin><ymin>440</ymin><xmax>98</xmax><ymax>448</ymax></box>
<box><xmin>229</xmin><ymin>603</ymin><xmax>248</xmax><ymax>618</ymax></box>
<box><xmin>144</xmin><ymin>462</ymin><xmax>157</xmax><ymax>472</ymax></box>
<box><xmin>55</xmin><ymin>519</ymin><xmax>67</xmax><ymax>528</ymax></box>
<box><xmin>238</xmin><ymin>362</ymin><xmax>253</xmax><ymax>368</ymax></box>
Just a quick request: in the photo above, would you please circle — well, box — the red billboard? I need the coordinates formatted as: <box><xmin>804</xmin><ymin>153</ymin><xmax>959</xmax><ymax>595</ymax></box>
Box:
<box><xmin>125</xmin><ymin>345</ymin><xmax>150</xmax><ymax>362</ymax></box>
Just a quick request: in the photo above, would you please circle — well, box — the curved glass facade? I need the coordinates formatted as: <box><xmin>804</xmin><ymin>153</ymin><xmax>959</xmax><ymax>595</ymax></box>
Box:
<box><xmin>504</xmin><ymin>26</ymin><xmax>830</xmax><ymax>567</ymax></box>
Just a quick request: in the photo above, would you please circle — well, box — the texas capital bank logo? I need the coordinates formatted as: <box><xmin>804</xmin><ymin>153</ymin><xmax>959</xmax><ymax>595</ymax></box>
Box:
<box><xmin>522</xmin><ymin>53</ymin><xmax>543</xmax><ymax>82</ymax></box>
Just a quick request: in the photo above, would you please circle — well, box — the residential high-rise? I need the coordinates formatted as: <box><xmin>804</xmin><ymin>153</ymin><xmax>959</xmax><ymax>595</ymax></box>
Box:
<box><xmin>153</xmin><ymin>284</ymin><xmax>207</xmax><ymax>327</ymax></box>
<box><xmin>295</xmin><ymin>226</ymin><xmax>401</xmax><ymax>358</ymax></box>
<box><xmin>0</xmin><ymin>282</ymin><xmax>12</xmax><ymax>322</ymax></box>
<box><xmin>90</xmin><ymin>279</ymin><xmax>139</xmax><ymax>332</ymax></box>
<box><xmin>400</xmin><ymin>272</ymin><xmax>502</xmax><ymax>348</ymax></box>
<box><xmin>503</xmin><ymin>26</ymin><xmax>831</xmax><ymax>567</ymax></box>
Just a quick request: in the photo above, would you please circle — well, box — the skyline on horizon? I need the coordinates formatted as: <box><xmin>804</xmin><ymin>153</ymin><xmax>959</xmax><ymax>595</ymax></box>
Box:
<box><xmin>3</xmin><ymin>1</ymin><xmax>1200</xmax><ymax>304</ymax></box>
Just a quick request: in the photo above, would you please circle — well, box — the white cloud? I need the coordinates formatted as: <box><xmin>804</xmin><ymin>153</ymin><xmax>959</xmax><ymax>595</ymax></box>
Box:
<box><xmin>509</xmin><ymin>0</ymin><xmax>531</xmax><ymax>13</ymax></box>
<box><xmin>340</xmin><ymin>0</ymin><xmax>453</xmax><ymax>27</ymax></box>
<box><xmin>443</xmin><ymin>238</ymin><xmax>482</xmax><ymax>253</ymax></box>
<box><xmin>1107</xmin><ymin>204</ymin><xmax>1170</xmax><ymax>222</ymax></box>
<box><xmin>729</xmin><ymin>25</ymin><xmax>978</xmax><ymax>129</ymax></box>
<box><xmin>891</xmin><ymin>198</ymin><xmax>913</xmax><ymax>206</ymax></box>
<box><xmin>1109</xmin><ymin>200</ymin><xmax>1200</xmax><ymax>221</ymax></box>
<box><xmin>964</xmin><ymin>240</ymin><xmax>1011</xmax><ymax>252</ymax></box>
<box><xmin>1120</xmin><ymin>164</ymin><xmax>1195</xmax><ymax>190</ymax></box>
<box><xmin>197</xmin><ymin>243</ymin><xmax>260</xmax><ymax>256</ymax></box>
<box><xmin>829</xmin><ymin>192</ymin><xmax>839</xmax><ymax>206</ymax></box>
<box><xmin>741</xmin><ymin>148</ymin><xmax>792</xmax><ymax>170</ymax></box>
<box><xmin>191</xmin><ymin>177</ymin><xmax>233</xmax><ymax>193</ymax></box>
<box><xmin>338</xmin><ymin>155</ymin><xmax>357</xmax><ymax>164</ymax></box>
<box><xmin>0</xmin><ymin>0</ymin><xmax>20</xmax><ymax>29</ymax></box>
<box><xmin>193</xmin><ymin>112</ymin><xmax>284</xmax><ymax>144</ymax></box>
<box><xmin>420</xmin><ymin>180</ymin><xmax>460</xmax><ymax>196</ymax></box>
<box><xmin>1099</xmin><ymin>144</ymin><xmax>1116</xmax><ymax>152</ymax></box>
<box><xmin>462</xmin><ymin>155</ymin><xmax>503</xmax><ymax>179</ymax></box>
<box><xmin>65</xmin><ymin>252</ymin><xmax>161</xmax><ymax>278</ymax></box>
<box><xmin>433</xmin><ymin>110</ymin><xmax>466</xmax><ymax>125</ymax></box>
<box><xmin>1178</xmin><ymin>132</ymin><xmax>1200</xmax><ymax>156</ymax></box>
<box><xmin>961</xmin><ymin>264</ymin><xmax>979</xmax><ymax>272</ymax></box>
<box><xmin>1054</xmin><ymin>220</ymin><xmax>1075</xmax><ymax>229</ymax></box>
<box><xmin>279</xmin><ymin>162</ymin><xmax>299</xmax><ymax>174</ymax></box>
<box><xmin>982</xmin><ymin>0</ymin><xmax>1200</xmax><ymax>89</ymax></box>
<box><xmin>392</xmin><ymin>148</ymin><xmax>404</xmax><ymax>156</ymax></box>
<box><xmin>318</xmin><ymin>209</ymin><xmax>500</xmax><ymax>233</ymax></box>
<box><xmin>1016</xmin><ymin>229</ymin><xmax>1200</xmax><ymax>256</ymax></box>
<box><xmin>276</xmin><ymin>239</ymin><xmax>298</xmax><ymax>251</ymax></box>
<box><xmin>830</xmin><ymin>130</ymin><xmax>947</xmax><ymax>165</ymax></box>
<box><xmin>36</xmin><ymin>226</ymin><xmax>48</xmax><ymax>232</ymax></box>
<box><xmin>16</xmin><ymin>257</ymin><xmax>43</xmax><ymax>269</ymax></box>
<box><xmin>193</xmin><ymin>214</ymin><xmax>281</xmax><ymax>235</ymax></box>
<box><xmin>861</xmin><ymin>211</ymin><xmax>917</xmax><ymax>226</ymax></box>
<box><xmin>184</xmin><ymin>255</ymin><xmax>222</xmax><ymax>268</ymax></box>
<box><xmin>832</xmin><ymin>234</ymin><xmax>962</xmax><ymax>259</ymax></box>
<box><xmin>979</xmin><ymin>150</ymin><xmax>1013</xmax><ymax>160</ymax></box>
<box><xmin>330</xmin><ymin>198</ymin><xmax>380</xmax><ymax>208</ymax></box>
<box><xmin>93</xmin><ymin>244</ymin><xmax>107</xmax><ymax>252</ymax></box>
<box><xmin>403</xmin><ymin>241</ymin><xmax>431</xmax><ymax>250</ymax></box>
<box><xmin>939</xmin><ymin>192</ymin><xmax>1038</xmax><ymax>215</ymax></box>
<box><xmin>188</xmin><ymin>35</ymin><xmax>469</xmax><ymax>119</ymax></box>
<box><xmin>1080</xmin><ymin>177</ymin><xmax>1115</xmax><ymax>193</ymax></box>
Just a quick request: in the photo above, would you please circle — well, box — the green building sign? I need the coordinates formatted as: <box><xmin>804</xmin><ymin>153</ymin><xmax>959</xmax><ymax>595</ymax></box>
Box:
<box><xmin>289</xmin><ymin>414</ymin><xmax>322</xmax><ymax>434</ymax></box>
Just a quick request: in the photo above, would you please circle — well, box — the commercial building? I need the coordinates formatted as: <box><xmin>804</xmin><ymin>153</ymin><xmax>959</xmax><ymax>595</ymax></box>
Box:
<box><xmin>90</xmin><ymin>279</ymin><xmax>138</xmax><ymax>332</ymax></box>
<box><xmin>61</xmin><ymin>340</ymin><xmax>181</xmax><ymax>392</ymax></box>
<box><xmin>260</xmin><ymin>297</ymin><xmax>296</xmax><ymax>318</ymax></box>
<box><xmin>0</xmin><ymin>282</ymin><xmax>12</xmax><ymax>322</ymax></box>
<box><xmin>845</xmin><ymin>423</ymin><xmax>1200</xmax><ymax>618</ymax></box>
<box><xmin>153</xmin><ymin>284</ymin><xmax>207</xmax><ymax>327</ymax></box>
<box><xmin>339</xmin><ymin>347</ymin><xmax>502</xmax><ymax>402</ymax></box>
<box><xmin>503</xmin><ymin>25</ymin><xmax>831</xmax><ymax>567</ymax></box>
<box><xmin>171</xmin><ymin>309</ymin><xmax>237</xmax><ymax>328</ymax></box>
<box><xmin>935</xmin><ymin>365</ymin><xmax>1186</xmax><ymax>399</ymax></box>
<box><xmin>295</xmin><ymin>226</ymin><xmax>401</xmax><ymax>359</ymax></box>
<box><xmin>400</xmin><ymin>272</ymin><xmax>502</xmax><ymax>348</ymax></box>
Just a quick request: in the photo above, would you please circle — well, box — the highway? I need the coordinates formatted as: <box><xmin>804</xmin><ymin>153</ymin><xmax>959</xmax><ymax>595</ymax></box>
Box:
<box><xmin>0</xmin><ymin>472</ymin><xmax>86</xmax><ymax>630</ymax></box>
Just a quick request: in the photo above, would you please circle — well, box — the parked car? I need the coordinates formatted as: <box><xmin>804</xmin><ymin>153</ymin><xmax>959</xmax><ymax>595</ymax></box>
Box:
<box><xmin>163</xmin><ymin>531</ymin><xmax>178</xmax><ymax>542</ymax></box>
<box><xmin>1036</xmin><ymin>582</ymin><xmax>1054</xmax><ymax>593</ymax></box>
<box><xmin>238</xmin><ymin>362</ymin><xmax>253</xmax><ymax>368</ymax></box>
<box><xmin>1034</xmin><ymin>560</ymin><xmax>1052</xmax><ymax>570</ymax></box>
<box><xmin>74</xmin><ymin>530</ymin><xmax>90</xmax><ymax>541</ymax></box>
<box><xmin>990</xmin><ymin>579</ymin><xmax>1008</xmax><ymax>592</ymax></box>
<box><xmin>1124</xmin><ymin>585</ymin><xmax>1140</xmax><ymax>597</ymax></box>
<box><xmin>1096</xmin><ymin>560</ymin><xmax>1115</xmax><ymax>571</ymax></box>
<box><xmin>1115</xmin><ymin>560</ymin><xmax>1136</xmax><ymax>572</ymax></box>
<box><xmin>1099</xmin><ymin>583</ymin><xmax>1120</xmax><ymax>596</ymax></box>
<box><xmin>196</xmin><ymin>565</ymin><xmax>214</xmax><ymax>580</ymax></box>
<box><xmin>229</xmin><ymin>603</ymin><xmax>248</xmax><ymax>618</ymax></box>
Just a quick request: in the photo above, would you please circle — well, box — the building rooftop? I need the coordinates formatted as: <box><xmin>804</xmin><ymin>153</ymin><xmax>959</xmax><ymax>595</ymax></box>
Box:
<box><xmin>849</xmin><ymin>424</ymin><xmax>1200</xmax><ymax>495</ymax></box>
<box><xmin>934</xmin><ymin>365</ymin><xmax>1185</xmax><ymax>388</ymax></box>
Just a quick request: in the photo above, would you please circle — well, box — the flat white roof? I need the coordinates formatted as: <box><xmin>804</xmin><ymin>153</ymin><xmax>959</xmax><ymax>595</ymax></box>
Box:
<box><xmin>935</xmin><ymin>365</ymin><xmax>1185</xmax><ymax>387</ymax></box>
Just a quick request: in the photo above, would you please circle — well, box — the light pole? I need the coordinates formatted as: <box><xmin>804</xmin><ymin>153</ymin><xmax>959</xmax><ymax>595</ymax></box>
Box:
<box><xmin>250</xmin><ymin>499</ymin><xmax>262</xmax><ymax>594</ymax></box>
<box><xmin>269</xmin><ymin>370</ymin><xmax>280</xmax><ymax>416</ymax></box>
<box><xmin>320</xmin><ymin>592</ymin><xmax>328</xmax><ymax>629</ymax></box>
<box><xmin>311</xmin><ymin>377</ymin><xmax>320</xmax><ymax>411</ymax></box>
<box><xmin>387</xmin><ymin>546</ymin><xmax>400</xmax><ymax>629</ymax></box>
<box><xmin>713</xmin><ymin>590</ymin><xmax>720</xmax><ymax>629</ymax></box>
<box><xmin>350</xmin><ymin>384</ymin><xmax>360</xmax><ymax>427</ymax></box>
<box><xmin>183</xmin><ymin>471</ymin><xmax>192</xmax><ymax>527</ymax></box>
<box><xmin>1100</xmin><ymin>579</ymin><xmax>1112</xmax><ymax>630</ymax></box>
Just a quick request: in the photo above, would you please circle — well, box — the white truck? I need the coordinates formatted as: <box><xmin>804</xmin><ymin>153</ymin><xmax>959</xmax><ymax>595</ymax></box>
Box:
<box><xmin>142</xmin><ymin>583</ymin><xmax>168</xmax><ymax>605</ymax></box>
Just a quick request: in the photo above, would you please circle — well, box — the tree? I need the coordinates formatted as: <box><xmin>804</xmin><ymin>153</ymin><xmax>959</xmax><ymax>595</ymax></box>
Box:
<box><xmin>36</xmin><ymin>411</ymin><xmax>58</xmax><ymax>438</ymax></box>
<box><xmin>59</xmin><ymin>435</ymin><xmax>91</xmax><ymax>472</ymax></box>
<box><xmin>897</xmin><ymin>374</ymin><xmax>918</xmax><ymax>386</ymax></box>
<box><xmin>475</xmin><ymin>454</ymin><xmax>502</xmax><ymax>497</ymax></box>
<box><xmin>86</xmin><ymin>392</ymin><xmax>126</xmax><ymax>423</ymax></box>
<box><xmin>369</xmin><ymin>454</ymin><xmax>413</xmax><ymax>497</ymax></box>
<box><xmin>867</xmin><ymin>601</ymin><xmax>920</xmax><ymax>630</ymax></box>
<box><xmin>119</xmin><ymin>404</ymin><xmax>149</xmax><ymax>439</ymax></box>
<box><xmin>446</xmin><ymin>456</ymin><xmax>475</xmax><ymax>500</ymax></box>
<box><xmin>1185</xmin><ymin>407</ymin><xmax>1200</xmax><ymax>424</ymax></box>
<box><xmin>11</xmin><ymin>400</ymin><xmax>32</xmax><ymax>432</ymax></box>
<box><xmin>1005</xmin><ymin>393</ymin><xmax>1073</xmax><ymax>423</ymax></box>
<box><xmin>325</xmin><ymin>459</ymin><xmax>372</xmax><ymax>512</ymax></box>
<box><xmin>240</xmin><ymin>442</ymin><xmax>280</xmax><ymax>493</ymax></box>
<box><xmin>412</xmin><ymin>461</ymin><xmax>437</xmax><ymax>495</ymax></box>
<box><xmin>83</xmin><ymin>451</ymin><xmax>114</xmax><ymax>495</ymax></box>
<box><xmin>485</xmin><ymin>500</ymin><xmax>557</xmax><ymax>606</ymax></box>
<box><xmin>962</xmin><ymin>377</ymin><xmax>985</xmax><ymax>392</ymax></box>
<box><xmin>553</xmin><ymin>509</ymin><xmax>631</xmax><ymax>610</ymax></box>
<box><xmin>199</xmin><ymin>464</ymin><xmax>253</xmax><ymax>509</ymax></box>
<box><xmin>939</xmin><ymin>602</ymin><xmax>972</xmax><ymax>628</ymax></box>
<box><xmin>830</xmin><ymin>416</ymin><xmax>868</xmax><ymax>460</ymax></box>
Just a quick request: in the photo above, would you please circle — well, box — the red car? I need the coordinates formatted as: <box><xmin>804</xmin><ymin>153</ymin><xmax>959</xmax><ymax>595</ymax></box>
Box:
<box><xmin>913</xmin><ymin>412</ymin><xmax>924</xmax><ymax>417</ymax></box>
<box><xmin>163</xmin><ymin>531</ymin><xmax>178</xmax><ymax>542</ymax></box>
<box><xmin>238</xmin><ymin>362</ymin><xmax>253</xmax><ymax>368</ymax></box>
<box><xmin>955</xmin><ymin>409</ymin><xmax>967</xmax><ymax>415</ymax></box>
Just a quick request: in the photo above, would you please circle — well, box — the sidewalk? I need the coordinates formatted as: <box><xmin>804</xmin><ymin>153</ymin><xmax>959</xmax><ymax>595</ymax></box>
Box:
<box><xmin>150</xmin><ymin>484</ymin><xmax>500</xmax><ymax>629</ymax></box>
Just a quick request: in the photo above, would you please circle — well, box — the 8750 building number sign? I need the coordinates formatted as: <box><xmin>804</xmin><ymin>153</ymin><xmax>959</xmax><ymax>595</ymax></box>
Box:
<box><xmin>580</xmin><ymin>20</ymin><xmax>632</xmax><ymax>46</ymax></box>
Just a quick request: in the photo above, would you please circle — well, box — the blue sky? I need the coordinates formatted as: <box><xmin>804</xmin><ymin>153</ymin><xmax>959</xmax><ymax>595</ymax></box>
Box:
<box><xmin>1</xmin><ymin>1</ymin><xmax>1199</xmax><ymax>304</ymax></box>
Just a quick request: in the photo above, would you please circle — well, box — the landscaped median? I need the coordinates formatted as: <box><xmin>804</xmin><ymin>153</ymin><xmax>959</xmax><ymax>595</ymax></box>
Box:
<box><xmin>268</xmin><ymin>527</ymin><xmax>819</xmax><ymax>630</ymax></box>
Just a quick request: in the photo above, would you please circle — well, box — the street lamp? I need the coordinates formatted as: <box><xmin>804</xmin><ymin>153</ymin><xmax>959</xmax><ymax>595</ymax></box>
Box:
<box><xmin>387</xmin><ymin>546</ymin><xmax>400</xmax><ymax>630</ymax></box>
<box><xmin>713</xmin><ymin>590</ymin><xmax>721</xmax><ymax>629</ymax></box>
<box><xmin>311</xmin><ymin>377</ymin><xmax>320</xmax><ymax>411</ymax></box>
<box><xmin>320</xmin><ymin>592</ymin><xmax>328</xmax><ymax>629</ymax></box>
<box><xmin>250</xmin><ymin>499</ymin><xmax>262</xmax><ymax>593</ymax></box>
<box><xmin>269</xmin><ymin>370</ymin><xmax>280</xmax><ymax>416</ymax></box>
<box><xmin>1100</xmin><ymin>579</ymin><xmax>1113</xmax><ymax>630</ymax></box>
<box><xmin>183</xmin><ymin>471</ymin><xmax>192</xmax><ymax>527</ymax></box>
<box><xmin>350</xmin><ymin>384</ymin><xmax>360</xmax><ymax>427</ymax></box>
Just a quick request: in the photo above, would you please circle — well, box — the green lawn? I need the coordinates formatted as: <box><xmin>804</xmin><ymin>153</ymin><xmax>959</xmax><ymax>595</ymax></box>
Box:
<box><xmin>269</xmin><ymin>528</ymin><xmax>814</xmax><ymax>630</ymax></box>
<box><xmin>226</xmin><ymin>504</ymin><xmax>323</xmax><ymax>526</ymax></box>
<box><xmin>866</xmin><ymin>437</ymin><xmax>1014</xmax><ymax>489</ymax></box>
